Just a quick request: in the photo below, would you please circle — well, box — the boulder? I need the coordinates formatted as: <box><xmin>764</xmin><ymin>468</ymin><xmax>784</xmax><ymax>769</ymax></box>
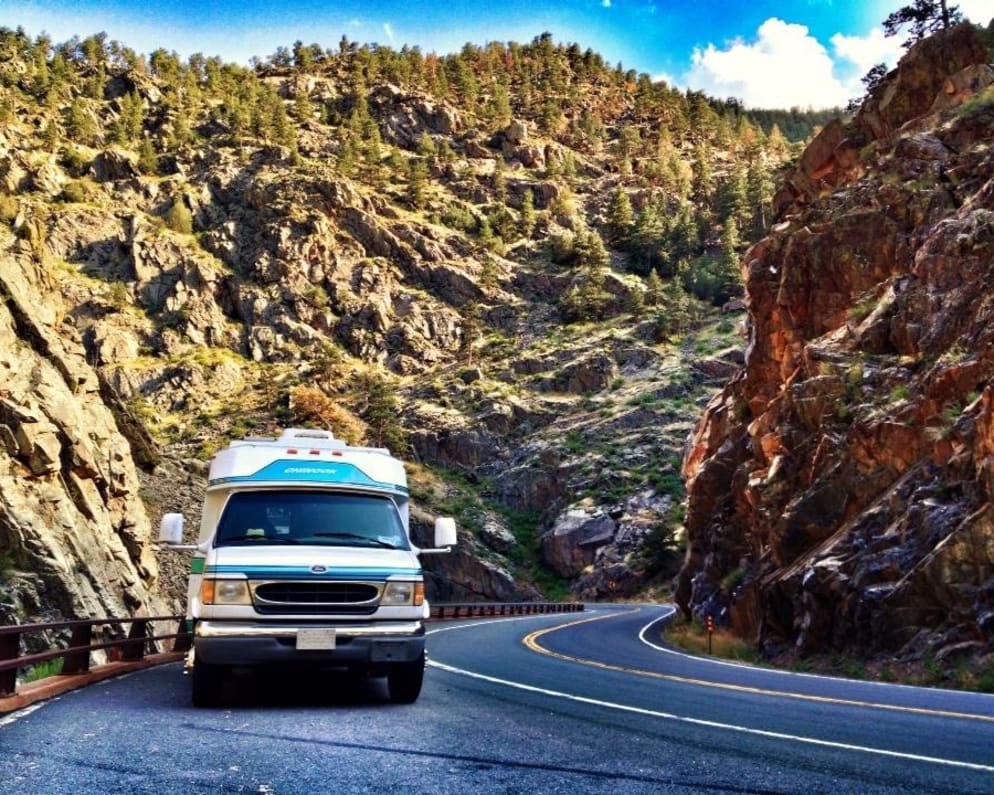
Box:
<box><xmin>91</xmin><ymin>150</ymin><xmax>140</xmax><ymax>183</ymax></box>
<box><xmin>541</xmin><ymin>507</ymin><xmax>616</xmax><ymax>577</ymax></box>
<box><xmin>503</xmin><ymin>120</ymin><xmax>528</xmax><ymax>145</ymax></box>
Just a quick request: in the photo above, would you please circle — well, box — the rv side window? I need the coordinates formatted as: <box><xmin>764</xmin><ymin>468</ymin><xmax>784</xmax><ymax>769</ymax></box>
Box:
<box><xmin>216</xmin><ymin>491</ymin><xmax>408</xmax><ymax>549</ymax></box>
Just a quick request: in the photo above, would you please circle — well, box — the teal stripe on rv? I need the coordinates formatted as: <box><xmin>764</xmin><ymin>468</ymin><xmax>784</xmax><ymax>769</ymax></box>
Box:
<box><xmin>205</xmin><ymin>564</ymin><xmax>423</xmax><ymax>579</ymax></box>
<box><xmin>209</xmin><ymin>460</ymin><xmax>409</xmax><ymax>494</ymax></box>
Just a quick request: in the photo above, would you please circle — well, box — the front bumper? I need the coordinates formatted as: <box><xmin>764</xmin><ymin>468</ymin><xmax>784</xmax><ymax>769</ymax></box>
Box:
<box><xmin>194</xmin><ymin>620</ymin><xmax>425</xmax><ymax>666</ymax></box>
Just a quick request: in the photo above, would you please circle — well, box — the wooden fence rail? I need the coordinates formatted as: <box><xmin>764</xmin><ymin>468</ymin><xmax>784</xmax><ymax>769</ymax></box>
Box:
<box><xmin>0</xmin><ymin>615</ymin><xmax>191</xmax><ymax>698</ymax></box>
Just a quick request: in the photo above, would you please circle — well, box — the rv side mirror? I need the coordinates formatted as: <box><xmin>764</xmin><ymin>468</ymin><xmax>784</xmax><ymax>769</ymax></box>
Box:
<box><xmin>433</xmin><ymin>517</ymin><xmax>457</xmax><ymax>548</ymax></box>
<box><xmin>159</xmin><ymin>513</ymin><xmax>185</xmax><ymax>545</ymax></box>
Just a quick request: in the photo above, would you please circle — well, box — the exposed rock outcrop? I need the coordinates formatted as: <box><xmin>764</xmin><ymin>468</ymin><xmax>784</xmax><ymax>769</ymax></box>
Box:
<box><xmin>0</xmin><ymin>240</ymin><xmax>166</xmax><ymax>624</ymax></box>
<box><xmin>679</xmin><ymin>25</ymin><xmax>994</xmax><ymax>662</ymax></box>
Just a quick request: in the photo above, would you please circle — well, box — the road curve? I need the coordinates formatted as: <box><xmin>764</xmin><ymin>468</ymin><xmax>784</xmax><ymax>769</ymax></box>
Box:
<box><xmin>0</xmin><ymin>603</ymin><xmax>991</xmax><ymax>794</ymax></box>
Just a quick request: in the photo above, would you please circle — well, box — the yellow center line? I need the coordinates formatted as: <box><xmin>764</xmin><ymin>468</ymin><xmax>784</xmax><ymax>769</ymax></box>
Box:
<box><xmin>522</xmin><ymin>609</ymin><xmax>994</xmax><ymax>725</ymax></box>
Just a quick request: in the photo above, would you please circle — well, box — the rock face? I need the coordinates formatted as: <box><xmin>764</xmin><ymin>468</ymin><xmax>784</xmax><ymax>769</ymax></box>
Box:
<box><xmin>0</xmin><ymin>241</ymin><xmax>166</xmax><ymax>624</ymax></box>
<box><xmin>678</xmin><ymin>25</ymin><xmax>994</xmax><ymax>661</ymax></box>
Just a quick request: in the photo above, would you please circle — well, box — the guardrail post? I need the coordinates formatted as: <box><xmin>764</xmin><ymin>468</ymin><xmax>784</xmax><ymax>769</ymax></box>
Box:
<box><xmin>122</xmin><ymin>619</ymin><xmax>148</xmax><ymax>662</ymax></box>
<box><xmin>0</xmin><ymin>631</ymin><xmax>20</xmax><ymax>696</ymax></box>
<box><xmin>172</xmin><ymin>619</ymin><xmax>192</xmax><ymax>652</ymax></box>
<box><xmin>62</xmin><ymin>624</ymin><xmax>93</xmax><ymax>675</ymax></box>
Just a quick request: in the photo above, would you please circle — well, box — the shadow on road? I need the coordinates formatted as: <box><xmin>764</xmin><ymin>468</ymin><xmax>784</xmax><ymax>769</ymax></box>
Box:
<box><xmin>186</xmin><ymin>666</ymin><xmax>397</xmax><ymax>709</ymax></box>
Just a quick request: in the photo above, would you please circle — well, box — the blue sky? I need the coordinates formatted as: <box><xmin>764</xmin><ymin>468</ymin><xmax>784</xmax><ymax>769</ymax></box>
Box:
<box><xmin>4</xmin><ymin>1</ymin><xmax>992</xmax><ymax>108</ymax></box>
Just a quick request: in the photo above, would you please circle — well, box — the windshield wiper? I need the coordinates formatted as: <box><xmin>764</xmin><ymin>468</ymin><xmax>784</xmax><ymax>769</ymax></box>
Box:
<box><xmin>309</xmin><ymin>532</ymin><xmax>398</xmax><ymax>549</ymax></box>
<box><xmin>219</xmin><ymin>534</ymin><xmax>298</xmax><ymax>544</ymax></box>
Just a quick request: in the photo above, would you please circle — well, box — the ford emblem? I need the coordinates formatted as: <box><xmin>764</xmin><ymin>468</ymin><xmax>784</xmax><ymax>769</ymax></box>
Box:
<box><xmin>310</xmin><ymin>565</ymin><xmax>328</xmax><ymax>574</ymax></box>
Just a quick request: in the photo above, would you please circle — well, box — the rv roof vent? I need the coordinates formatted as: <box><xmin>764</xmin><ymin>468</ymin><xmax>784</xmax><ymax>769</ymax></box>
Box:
<box><xmin>279</xmin><ymin>428</ymin><xmax>335</xmax><ymax>441</ymax></box>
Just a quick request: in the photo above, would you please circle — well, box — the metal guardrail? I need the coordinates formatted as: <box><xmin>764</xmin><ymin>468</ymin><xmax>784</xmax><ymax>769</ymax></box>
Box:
<box><xmin>0</xmin><ymin>602</ymin><xmax>583</xmax><ymax>700</ymax></box>
<box><xmin>0</xmin><ymin>615</ymin><xmax>191</xmax><ymax>698</ymax></box>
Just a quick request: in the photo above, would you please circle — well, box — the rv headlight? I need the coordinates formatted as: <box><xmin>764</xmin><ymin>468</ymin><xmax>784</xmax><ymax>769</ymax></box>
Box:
<box><xmin>200</xmin><ymin>578</ymin><xmax>251</xmax><ymax>605</ymax></box>
<box><xmin>382</xmin><ymin>581</ymin><xmax>424</xmax><ymax>606</ymax></box>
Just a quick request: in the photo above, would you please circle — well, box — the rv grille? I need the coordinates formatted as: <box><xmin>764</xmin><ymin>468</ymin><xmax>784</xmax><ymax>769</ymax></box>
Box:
<box><xmin>252</xmin><ymin>581</ymin><xmax>380</xmax><ymax>612</ymax></box>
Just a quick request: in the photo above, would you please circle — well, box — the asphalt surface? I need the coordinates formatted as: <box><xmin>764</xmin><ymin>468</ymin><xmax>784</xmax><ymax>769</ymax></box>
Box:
<box><xmin>1</xmin><ymin>604</ymin><xmax>992</xmax><ymax>794</ymax></box>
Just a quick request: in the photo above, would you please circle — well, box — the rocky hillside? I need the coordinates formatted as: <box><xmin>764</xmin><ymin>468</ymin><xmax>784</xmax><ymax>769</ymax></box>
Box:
<box><xmin>678</xmin><ymin>23</ymin><xmax>994</xmax><ymax>669</ymax></box>
<box><xmin>0</xmin><ymin>28</ymin><xmax>805</xmax><ymax>623</ymax></box>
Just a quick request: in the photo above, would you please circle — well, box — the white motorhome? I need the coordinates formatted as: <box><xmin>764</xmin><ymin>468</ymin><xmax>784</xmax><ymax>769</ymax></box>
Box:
<box><xmin>159</xmin><ymin>428</ymin><xmax>456</xmax><ymax>706</ymax></box>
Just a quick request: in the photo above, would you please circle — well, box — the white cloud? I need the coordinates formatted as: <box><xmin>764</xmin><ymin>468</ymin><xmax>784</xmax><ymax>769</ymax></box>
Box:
<box><xmin>653</xmin><ymin>72</ymin><xmax>680</xmax><ymax>90</ymax></box>
<box><xmin>684</xmin><ymin>18</ymin><xmax>851</xmax><ymax>109</ymax></box>
<box><xmin>959</xmin><ymin>0</ymin><xmax>994</xmax><ymax>24</ymax></box>
<box><xmin>382</xmin><ymin>23</ymin><xmax>395</xmax><ymax>42</ymax></box>
<box><xmin>602</xmin><ymin>0</ymin><xmax>612</xmax><ymax>7</ymax></box>
<box><xmin>830</xmin><ymin>27</ymin><xmax>904</xmax><ymax>75</ymax></box>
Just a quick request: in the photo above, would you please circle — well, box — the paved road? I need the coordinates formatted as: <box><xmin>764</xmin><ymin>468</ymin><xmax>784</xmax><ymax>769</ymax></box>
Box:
<box><xmin>1</xmin><ymin>604</ymin><xmax>992</xmax><ymax>793</ymax></box>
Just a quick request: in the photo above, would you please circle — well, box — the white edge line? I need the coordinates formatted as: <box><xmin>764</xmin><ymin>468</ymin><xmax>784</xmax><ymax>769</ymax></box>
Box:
<box><xmin>426</xmin><ymin>657</ymin><xmax>994</xmax><ymax>774</ymax></box>
<box><xmin>0</xmin><ymin>701</ymin><xmax>47</xmax><ymax>728</ymax></box>
<box><xmin>637</xmin><ymin>607</ymin><xmax>994</xmax><ymax>699</ymax></box>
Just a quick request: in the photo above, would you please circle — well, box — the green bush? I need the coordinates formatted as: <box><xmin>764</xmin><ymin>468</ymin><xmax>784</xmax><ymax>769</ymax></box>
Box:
<box><xmin>681</xmin><ymin>253</ymin><xmax>742</xmax><ymax>305</ymax></box>
<box><xmin>636</xmin><ymin>512</ymin><xmax>684</xmax><ymax>577</ymax></box>
<box><xmin>442</xmin><ymin>205</ymin><xmax>477</xmax><ymax>233</ymax></box>
<box><xmin>164</xmin><ymin>197</ymin><xmax>194</xmax><ymax>234</ymax></box>
<box><xmin>60</xmin><ymin>180</ymin><xmax>89</xmax><ymax>203</ymax></box>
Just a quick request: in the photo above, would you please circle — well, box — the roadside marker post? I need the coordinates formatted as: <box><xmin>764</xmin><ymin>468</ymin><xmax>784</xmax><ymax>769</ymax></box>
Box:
<box><xmin>706</xmin><ymin>614</ymin><xmax>714</xmax><ymax>655</ymax></box>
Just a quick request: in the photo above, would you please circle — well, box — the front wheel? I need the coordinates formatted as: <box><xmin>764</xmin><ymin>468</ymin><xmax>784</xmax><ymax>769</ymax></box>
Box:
<box><xmin>191</xmin><ymin>659</ymin><xmax>225</xmax><ymax>707</ymax></box>
<box><xmin>387</xmin><ymin>654</ymin><xmax>425</xmax><ymax>703</ymax></box>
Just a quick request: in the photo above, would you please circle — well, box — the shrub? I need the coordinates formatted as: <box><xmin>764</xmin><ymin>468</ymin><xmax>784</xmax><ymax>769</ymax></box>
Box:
<box><xmin>956</xmin><ymin>85</ymin><xmax>994</xmax><ymax>123</ymax></box>
<box><xmin>636</xmin><ymin>507</ymin><xmax>684</xmax><ymax>577</ymax></box>
<box><xmin>164</xmin><ymin>197</ymin><xmax>193</xmax><ymax>234</ymax></box>
<box><xmin>547</xmin><ymin>229</ymin><xmax>576</xmax><ymax>264</ymax></box>
<box><xmin>442</xmin><ymin>204</ymin><xmax>477</xmax><ymax>233</ymax></box>
<box><xmin>289</xmin><ymin>385</ymin><xmax>365</xmax><ymax>445</ymax></box>
<box><xmin>60</xmin><ymin>180</ymin><xmax>89</xmax><ymax>203</ymax></box>
<box><xmin>0</xmin><ymin>194</ymin><xmax>17</xmax><ymax>224</ymax></box>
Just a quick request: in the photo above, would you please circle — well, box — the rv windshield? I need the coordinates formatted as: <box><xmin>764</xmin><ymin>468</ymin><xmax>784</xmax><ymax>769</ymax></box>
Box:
<box><xmin>215</xmin><ymin>490</ymin><xmax>409</xmax><ymax>549</ymax></box>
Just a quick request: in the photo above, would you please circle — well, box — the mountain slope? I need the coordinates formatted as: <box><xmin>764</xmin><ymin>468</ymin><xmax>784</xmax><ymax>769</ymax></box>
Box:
<box><xmin>0</xmin><ymin>29</ymin><xmax>804</xmax><ymax>621</ymax></box>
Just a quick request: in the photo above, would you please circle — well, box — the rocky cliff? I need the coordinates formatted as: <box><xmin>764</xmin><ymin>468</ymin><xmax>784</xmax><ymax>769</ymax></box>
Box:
<box><xmin>0</xmin><ymin>220</ymin><xmax>165</xmax><ymax>624</ymax></box>
<box><xmin>679</xmin><ymin>24</ymin><xmax>994</xmax><ymax>666</ymax></box>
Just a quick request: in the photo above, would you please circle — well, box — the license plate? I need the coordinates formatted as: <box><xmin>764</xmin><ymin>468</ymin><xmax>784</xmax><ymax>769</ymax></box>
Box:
<box><xmin>296</xmin><ymin>629</ymin><xmax>336</xmax><ymax>650</ymax></box>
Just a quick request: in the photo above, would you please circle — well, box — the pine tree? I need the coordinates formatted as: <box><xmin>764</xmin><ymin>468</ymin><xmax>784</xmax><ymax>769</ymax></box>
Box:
<box><xmin>406</xmin><ymin>158</ymin><xmax>428</xmax><ymax>209</ymax></box>
<box><xmin>41</xmin><ymin>120</ymin><xmax>60</xmax><ymax>152</ymax></box>
<box><xmin>632</xmin><ymin>202</ymin><xmax>666</xmax><ymax>275</ymax></box>
<box><xmin>883</xmin><ymin>1</ymin><xmax>963</xmax><ymax>48</ymax></box>
<box><xmin>746</xmin><ymin>159</ymin><xmax>774</xmax><ymax>239</ymax></box>
<box><xmin>486</xmin><ymin>83</ymin><xmax>512</xmax><ymax>129</ymax></box>
<box><xmin>667</xmin><ymin>205</ymin><xmax>699</xmax><ymax>269</ymax></box>
<box><xmin>353</xmin><ymin>373</ymin><xmax>406</xmax><ymax>453</ymax></box>
<box><xmin>605</xmin><ymin>186</ymin><xmax>634</xmax><ymax>245</ymax></box>
<box><xmin>65</xmin><ymin>97</ymin><xmax>100</xmax><ymax>146</ymax></box>
<box><xmin>717</xmin><ymin>163</ymin><xmax>748</xmax><ymax>229</ymax></box>
<box><xmin>645</xmin><ymin>269</ymin><xmax>664</xmax><ymax>306</ymax></box>
<box><xmin>492</xmin><ymin>158</ymin><xmax>507</xmax><ymax>202</ymax></box>
<box><xmin>293</xmin><ymin>86</ymin><xmax>313</xmax><ymax>123</ymax></box>
<box><xmin>417</xmin><ymin>131</ymin><xmax>435</xmax><ymax>157</ymax></box>
<box><xmin>138</xmin><ymin>137</ymin><xmax>158</xmax><ymax>174</ymax></box>
<box><xmin>573</xmin><ymin>228</ymin><xmax>610</xmax><ymax>270</ymax></box>
<box><xmin>520</xmin><ymin>189</ymin><xmax>537</xmax><ymax>240</ymax></box>
<box><xmin>691</xmin><ymin>142</ymin><xmax>715</xmax><ymax>216</ymax></box>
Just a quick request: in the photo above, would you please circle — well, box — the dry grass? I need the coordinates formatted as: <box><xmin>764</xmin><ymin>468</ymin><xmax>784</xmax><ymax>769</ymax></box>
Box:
<box><xmin>664</xmin><ymin>616</ymin><xmax>761</xmax><ymax>663</ymax></box>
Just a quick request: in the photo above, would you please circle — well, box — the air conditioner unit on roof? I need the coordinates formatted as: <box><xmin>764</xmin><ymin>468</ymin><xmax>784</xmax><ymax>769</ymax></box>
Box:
<box><xmin>279</xmin><ymin>428</ymin><xmax>336</xmax><ymax>441</ymax></box>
